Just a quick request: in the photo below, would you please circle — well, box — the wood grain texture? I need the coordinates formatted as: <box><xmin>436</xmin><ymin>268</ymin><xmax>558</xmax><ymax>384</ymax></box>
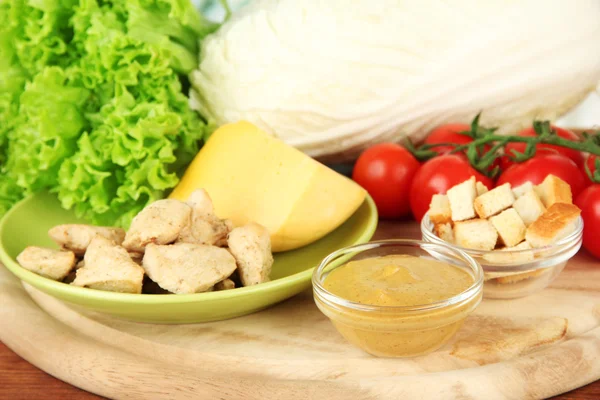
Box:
<box><xmin>0</xmin><ymin>342</ymin><xmax>104</xmax><ymax>400</ymax></box>
<box><xmin>2</xmin><ymin>342</ymin><xmax>599</xmax><ymax>400</ymax></box>
<box><xmin>2</xmin><ymin>220</ymin><xmax>600</xmax><ymax>400</ymax></box>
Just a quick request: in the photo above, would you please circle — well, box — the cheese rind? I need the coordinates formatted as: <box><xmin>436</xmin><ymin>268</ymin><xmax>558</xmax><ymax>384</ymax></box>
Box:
<box><xmin>170</xmin><ymin>121</ymin><xmax>366</xmax><ymax>252</ymax></box>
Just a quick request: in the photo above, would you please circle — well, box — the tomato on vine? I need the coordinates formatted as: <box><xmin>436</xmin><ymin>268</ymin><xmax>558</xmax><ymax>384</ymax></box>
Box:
<box><xmin>575</xmin><ymin>185</ymin><xmax>600</xmax><ymax>258</ymax></box>
<box><xmin>352</xmin><ymin>143</ymin><xmax>421</xmax><ymax>219</ymax></box>
<box><xmin>503</xmin><ymin>125</ymin><xmax>583</xmax><ymax>169</ymax></box>
<box><xmin>409</xmin><ymin>154</ymin><xmax>493</xmax><ymax>222</ymax></box>
<box><xmin>423</xmin><ymin>124</ymin><xmax>473</xmax><ymax>155</ymax></box>
<box><xmin>496</xmin><ymin>153</ymin><xmax>586</xmax><ymax>198</ymax></box>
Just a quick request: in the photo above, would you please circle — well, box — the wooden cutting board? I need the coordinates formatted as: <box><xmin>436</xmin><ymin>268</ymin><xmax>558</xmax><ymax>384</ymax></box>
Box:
<box><xmin>2</xmin><ymin>221</ymin><xmax>600</xmax><ymax>400</ymax></box>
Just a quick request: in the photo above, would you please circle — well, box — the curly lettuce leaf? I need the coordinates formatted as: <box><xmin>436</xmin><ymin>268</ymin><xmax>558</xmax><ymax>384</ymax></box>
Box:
<box><xmin>5</xmin><ymin>68</ymin><xmax>90</xmax><ymax>194</ymax></box>
<box><xmin>0</xmin><ymin>0</ymin><xmax>215</xmax><ymax>226</ymax></box>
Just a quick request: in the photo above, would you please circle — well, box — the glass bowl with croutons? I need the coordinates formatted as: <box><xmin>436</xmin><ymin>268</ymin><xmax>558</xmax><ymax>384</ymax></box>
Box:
<box><xmin>421</xmin><ymin>174</ymin><xmax>583</xmax><ymax>299</ymax></box>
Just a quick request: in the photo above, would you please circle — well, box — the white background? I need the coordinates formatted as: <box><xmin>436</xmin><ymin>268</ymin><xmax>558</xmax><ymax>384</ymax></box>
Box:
<box><xmin>557</xmin><ymin>92</ymin><xmax>600</xmax><ymax>130</ymax></box>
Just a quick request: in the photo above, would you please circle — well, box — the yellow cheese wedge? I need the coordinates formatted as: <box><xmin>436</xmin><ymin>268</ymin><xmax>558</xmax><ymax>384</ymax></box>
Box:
<box><xmin>169</xmin><ymin>121</ymin><xmax>367</xmax><ymax>252</ymax></box>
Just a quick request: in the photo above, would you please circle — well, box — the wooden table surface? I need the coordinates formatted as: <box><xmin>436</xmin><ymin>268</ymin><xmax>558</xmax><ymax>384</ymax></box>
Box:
<box><xmin>2</xmin><ymin>215</ymin><xmax>600</xmax><ymax>399</ymax></box>
<box><xmin>1</xmin><ymin>339</ymin><xmax>599</xmax><ymax>400</ymax></box>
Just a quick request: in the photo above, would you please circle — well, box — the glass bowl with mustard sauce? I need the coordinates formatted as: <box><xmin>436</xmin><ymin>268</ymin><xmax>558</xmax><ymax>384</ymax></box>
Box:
<box><xmin>312</xmin><ymin>239</ymin><xmax>483</xmax><ymax>358</ymax></box>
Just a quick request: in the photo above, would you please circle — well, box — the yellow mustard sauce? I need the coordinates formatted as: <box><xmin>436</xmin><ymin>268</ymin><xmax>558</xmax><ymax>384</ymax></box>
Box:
<box><xmin>320</xmin><ymin>255</ymin><xmax>478</xmax><ymax>357</ymax></box>
<box><xmin>324</xmin><ymin>254</ymin><xmax>473</xmax><ymax>306</ymax></box>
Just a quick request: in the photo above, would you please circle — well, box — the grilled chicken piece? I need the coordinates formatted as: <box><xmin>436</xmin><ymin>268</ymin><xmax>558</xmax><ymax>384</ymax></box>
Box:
<box><xmin>16</xmin><ymin>246</ymin><xmax>76</xmax><ymax>281</ymax></box>
<box><xmin>48</xmin><ymin>224</ymin><xmax>126</xmax><ymax>256</ymax></box>
<box><xmin>186</xmin><ymin>188</ymin><xmax>216</xmax><ymax>214</ymax></box>
<box><xmin>227</xmin><ymin>223</ymin><xmax>273</xmax><ymax>287</ymax></box>
<box><xmin>72</xmin><ymin>236</ymin><xmax>144</xmax><ymax>294</ymax></box>
<box><xmin>128</xmin><ymin>252</ymin><xmax>144</xmax><ymax>265</ymax></box>
<box><xmin>142</xmin><ymin>243</ymin><xmax>237</xmax><ymax>294</ymax></box>
<box><xmin>177</xmin><ymin>189</ymin><xmax>232</xmax><ymax>247</ymax></box>
<box><xmin>214</xmin><ymin>278</ymin><xmax>235</xmax><ymax>291</ymax></box>
<box><xmin>122</xmin><ymin>199</ymin><xmax>192</xmax><ymax>253</ymax></box>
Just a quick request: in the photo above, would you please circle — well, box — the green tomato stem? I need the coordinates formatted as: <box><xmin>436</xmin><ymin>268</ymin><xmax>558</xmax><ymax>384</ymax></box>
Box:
<box><xmin>406</xmin><ymin>115</ymin><xmax>600</xmax><ymax>181</ymax></box>
<box><xmin>454</xmin><ymin>134</ymin><xmax>600</xmax><ymax>155</ymax></box>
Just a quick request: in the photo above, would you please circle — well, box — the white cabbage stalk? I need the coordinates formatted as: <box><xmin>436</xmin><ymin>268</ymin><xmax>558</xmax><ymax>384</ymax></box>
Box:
<box><xmin>190</xmin><ymin>0</ymin><xmax>600</xmax><ymax>160</ymax></box>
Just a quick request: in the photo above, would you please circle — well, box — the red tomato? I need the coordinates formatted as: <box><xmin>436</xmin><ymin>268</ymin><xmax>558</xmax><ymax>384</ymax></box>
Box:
<box><xmin>496</xmin><ymin>154</ymin><xmax>586</xmax><ymax>198</ymax></box>
<box><xmin>504</xmin><ymin>126</ymin><xmax>583</xmax><ymax>168</ymax></box>
<box><xmin>498</xmin><ymin>147</ymin><xmax>560</xmax><ymax>171</ymax></box>
<box><xmin>352</xmin><ymin>143</ymin><xmax>421</xmax><ymax>219</ymax></box>
<box><xmin>424</xmin><ymin>123</ymin><xmax>501</xmax><ymax>174</ymax></box>
<box><xmin>583</xmin><ymin>154</ymin><xmax>599</xmax><ymax>185</ymax></box>
<box><xmin>409</xmin><ymin>154</ymin><xmax>493</xmax><ymax>222</ymax></box>
<box><xmin>575</xmin><ymin>185</ymin><xmax>600</xmax><ymax>258</ymax></box>
<box><xmin>424</xmin><ymin>124</ymin><xmax>473</xmax><ymax>155</ymax></box>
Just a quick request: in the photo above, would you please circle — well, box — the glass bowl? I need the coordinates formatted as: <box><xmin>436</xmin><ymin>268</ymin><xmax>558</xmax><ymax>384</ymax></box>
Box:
<box><xmin>421</xmin><ymin>215</ymin><xmax>583</xmax><ymax>299</ymax></box>
<box><xmin>312</xmin><ymin>239</ymin><xmax>483</xmax><ymax>358</ymax></box>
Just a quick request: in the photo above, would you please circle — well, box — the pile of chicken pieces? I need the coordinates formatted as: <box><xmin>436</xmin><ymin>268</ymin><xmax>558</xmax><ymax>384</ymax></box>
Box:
<box><xmin>16</xmin><ymin>189</ymin><xmax>274</xmax><ymax>294</ymax></box>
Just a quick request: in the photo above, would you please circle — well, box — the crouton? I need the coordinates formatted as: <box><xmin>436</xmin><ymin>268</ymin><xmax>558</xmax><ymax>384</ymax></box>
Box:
<box><xmin>512</xmin><ymin>182</ymin><xmax>534</xmax><ymax>198</ymax></box>
<box><xmin>496</xmin><ymin>268</ymin><xmax>548</xmax><ymax>284</ymax></box>
<box><xmin>454</xmin><ymin>219</ymin><xmax>498</xmax><ymax>251</ymax></box>
<box><xmin>535</xmin><ymin>175</ymin><xmax>572</xmax><ymax>208</ymax></box>
<box><xmin>513</xmin><ymin>190</ymin><xmax>546</xmax><ymax>226</ymax></box>
<box><xmin>482</xmin><ymin>241</ymin><xmax>534</xmax><ymax>264</ymax></box>
<box><xmin>525</xmin><ymin>203</ymin><xmax>581</xmax><ymax>247</ymax></box>
<box><xmin>474</xmin><ymin>183</ymin><xmax>515</xmax><ymax>218</ymax></box>
<box><xmin>490</xmin><ymin>208</ymin><xmax>527</xmax><ymax>247</ymax></box>
<box><xmin>16</xmin><ymin>246</ymin><xmax>77</xmax><ymax>281</ymax></box>
<box><xmin>447</xmin><ymin>177</ymin><xmax>477</xmax><ymax>221</ymax></box>
<box><xmin>428</xmin><ymin>194</ymin><xmax>452</xmax><ymax>224</ymax></box>
<box><xmin>476</xmin><ymin>181</ymin><xmax>489</xmax><ymax>196</ymax></box>
<box><xmin>434</xmin><ymin>223</ymin><xmax>454</xmax><ymax>243</ymax></box>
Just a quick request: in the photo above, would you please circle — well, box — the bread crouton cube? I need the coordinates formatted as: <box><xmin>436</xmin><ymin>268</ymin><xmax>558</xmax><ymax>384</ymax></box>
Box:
<box><xmin>474</xmin><ymin>183</ymin><xmax>515</xmax><ymax>218</ymax></box>
<box><xmin>496</xmin><ymin>268</ymin><xmax>548</xmax><ymax>284</ymax></box>
<box><xmin>447</xmin><ymin>177</ymin><xmax>477</xmax><ymax>221</ymax></box>
<box><xmin>512</xmin><ymin>182</ymin><xmax>534</xmax><ymax>198</ymax></box>
<box><xmin>526</xmin><ymin>203</ymin><xmax>581</xmax><ymax>247</ymax></box>
<box><xmin>535</xmin><ymin>175</ymin><xmax>572</xmax><ymax>208</ymax></box>
<box><xmin>428</xmin><ymin>194</ymin><xmax>452</xmax><ymax>224</ymax></box>
<box><xmin>434</xmin><ymin>223</ymin><xmax>454</xmax><ymax>243</ymax></box>
<box><xmin>476</xmin><ymin>181</ymin><xmax>489</xmax><ymax>196</ymax></box>
<box><xmin>454</xmin><ymin>219</ymin><xmax>498</xmax><ymax>251</ymax></box>
<box><xmin>513</xmin><ymin>190</ymin><xmax>546</xmax><ymax>226</ymax></box>
<box><xmin>482</xmin><ymin>241</ymin><xmax>534</xmax><ymax>264</ymax></box>
<box><xmin>489</xmin><ymin>208</ymin><xmax>527</xmax><ymax>247</ymax></box>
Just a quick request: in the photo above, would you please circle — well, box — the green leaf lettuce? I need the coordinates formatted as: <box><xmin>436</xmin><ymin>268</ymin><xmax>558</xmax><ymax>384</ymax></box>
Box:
<box><xmin>0</xmin><ymin>0</ymin><xmax>217</xmax><ymax>226</ymax></box>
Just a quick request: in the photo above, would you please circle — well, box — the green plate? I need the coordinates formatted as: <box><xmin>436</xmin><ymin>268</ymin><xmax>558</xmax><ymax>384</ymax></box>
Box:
<box><xmin>0</xmin><ymin>192</ymin><xmax>377</xmax><ymax>323</ymax></box>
